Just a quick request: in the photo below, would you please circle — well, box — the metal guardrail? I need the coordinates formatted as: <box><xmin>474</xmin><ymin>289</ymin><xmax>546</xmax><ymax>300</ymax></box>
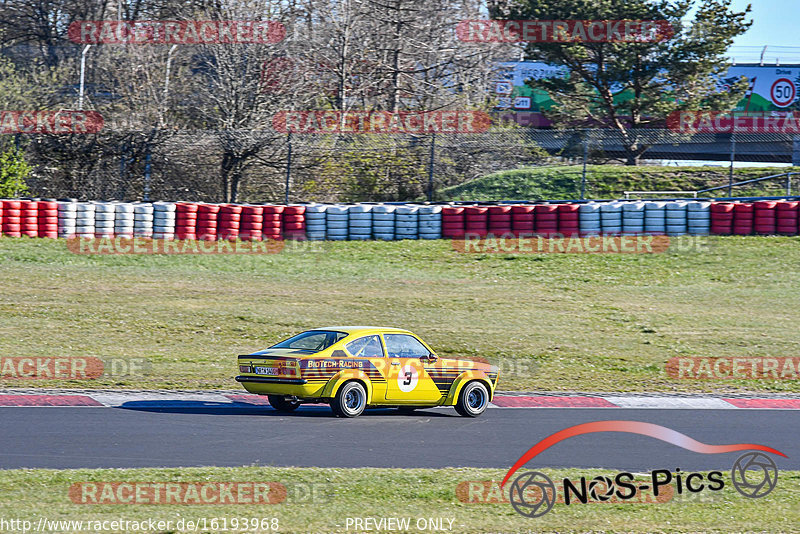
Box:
<box><xmin>624</xmin><ymin>191</ymin><xmax>698</xmax><ymax>199</ymax></box>
<box><xmin>697</xmin><ymin>172</ymin><xmax>799</xmax><ymax>196</ymax></box>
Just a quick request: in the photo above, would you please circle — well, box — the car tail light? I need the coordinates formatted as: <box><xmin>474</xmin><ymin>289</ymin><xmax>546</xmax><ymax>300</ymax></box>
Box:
<box><xmin>239</xmin><ymin>365</ymin><xmax>252</xmax><ymax>373</ymax></box>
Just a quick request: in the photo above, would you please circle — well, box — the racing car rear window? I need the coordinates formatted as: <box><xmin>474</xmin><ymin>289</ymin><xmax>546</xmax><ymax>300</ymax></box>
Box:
<box><xmin>268</xmin><ymin>330</ymin><xmax>349</xmax><ymax>352</ymax></box>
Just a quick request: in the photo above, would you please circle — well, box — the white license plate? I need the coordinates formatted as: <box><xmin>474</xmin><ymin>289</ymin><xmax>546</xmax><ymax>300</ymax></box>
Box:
<box><xmin>254</xmin><ymin>366</ymin><xmax>281</xmax><ymax>375</ymax></box>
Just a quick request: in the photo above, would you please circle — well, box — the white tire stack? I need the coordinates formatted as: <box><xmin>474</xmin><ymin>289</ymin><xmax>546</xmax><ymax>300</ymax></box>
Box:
<box><xmin>644</xmin><ymin>201</ymin><xmax>666</xmax><ymax>235</ymax></box>
<box><xmin>93</xmin><ymin>202</ymin><xmax>116</xmax><ymax>238</ymax></box>
<box><xmin>74</xmin><ymin>202</ymin><xmax>96</xmax><ymax>237</ymax></box>
<box><xmin>372</xmin><ymin>204</ymin><xmax>396</xmax><ymax>240</ymax></box>
<box><xmin>114</xmin><ymin>203</ymin><xmax>134</xmax><ymax>238</ymax></box>
<box><xmin>687</xmin><ymin>201</ymin><xmax>711</xmax><ymax>235</ymax></box>
<box><xmin>326</xmin><ymin>205</ymin><xmax>348</xmax><ymax>240</ymax></box>
<box><xmin>600</xmin><ymin>201</ymin><xmax>623</xmax><ymax>235</ymax></box>
<box><xmin>622</xmin><ymin>201</ymin><xmax>645</xmax><ymax>235</ymax></box>
<box><xmin>57</xmin><ymin>201</ymin><xmax>78</xmax><ymax>238</ymax></box>
<box><xmin>418</xmin><ymin>205</ymin><xmax>442</xmax><ymax>239</ymax></box>
<box><xmin>305</xmin><ymin>204</ymin><xmax>327</xmax><ymax>240</ymax></box>
<box><xmin>395</xmin><ymin>205</ymin><xmax>419</xmax><ymax>239</ymax></box>
<box><xmin>579</xmin><ymin>203</ymin><xmax>601</xmax><ymax>234</ymax></box>
<box><xmin>665</xmin><ymin>201</ymin><xmax>688</xmax><ymax>236</ymax></box>
<box><xmin>348</xmin><ymin>205</ymin><xmax>372</xmax><ymax>240</ymax></box>
<box><xmin>153</xmin><ymin>202</ymin><xmax>176</xmax><ymax>239</ymax></box>
<box><xmin>133</xmin><ymin>203</ymin><xmax>154</xmax><ymax>237</ymax></box>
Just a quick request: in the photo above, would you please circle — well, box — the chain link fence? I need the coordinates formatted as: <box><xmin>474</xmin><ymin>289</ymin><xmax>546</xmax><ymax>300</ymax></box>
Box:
<box><xmin>9</xmin><ymin>128</ymin><xmax>800</xmax><ymax>203</ymax></box>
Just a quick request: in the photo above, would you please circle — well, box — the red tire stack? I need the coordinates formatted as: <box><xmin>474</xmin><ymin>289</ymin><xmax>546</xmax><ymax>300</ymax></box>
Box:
<box><xmin>511</xmin><ymin>205</ymin><xmax>535</xmax><ymax>236</ymax></box>
<box><xmin>534</xmin><ymin>204</ymin><xmax>559</xmax><ymax>237</ymax></box>
<box><xmin>464</xmin><ymin>206</ymin><xmax>488</xmax><ymax>237</ymax></box>
<box><xmin>20</xmin><ymin>200</ymin><xmax>38</xmax><ymax>237</ymax></box>
<box><xmin>488</xmin><ymin>206</ymin><xmax>512</xmax><ymax>236</ymax></box>
<box><xmin>732</xmin><ymin>202</ymin><xmax>753</xmax><ymax>235</ymax></box>
<box><xmin>775</xmin><ymin>201</ymin><xmax>799</xmax><ymax>235</ymax></box>
<box><xmin>558</xmin><ymin>204</ymin><xmax>580</xmax><ymax>237</ymax></box>
<box><xmin>710</xmin><ymin>202</ymin><xmax>735</xmax><ymax>234</ymax></box>
<box><xmin>195</xmin><ymin>204</ymin><xmax>219</xmax><ymax>241</ymax></box>
<box><xmin>441</xmin><ymin>207</ymin><xmax>466</xmax><ymax>238</ymax></box>
<box><xmin>262</xmin><ymin>205</ymin><xmax>284</xmax><ymax>240</ymax></box>
<box><xmin>2</xmin><ymin>200</ymin><xmax>21</xmax><ymax>237</ymax></box>
<box><xmin>282</xmin><ymin>205</ymin><xmax>306</xmax><ymax>240</ymax></box>
<box><xmin>239</xmin><ymin>205</ymin><xmax>264</xmax><ymax>241</ymax></box>
<box><xmin>175</xmin><ymin>203</ymin><xmax>198</xmax><ymax>240</ymax></box>
<box><xmin>753</xmin><ymin>200</ymin><xmax>777</xmax><ymax>235</ymax></box>
<box><xmin>217</xmin><ymin>204</ymin><xmax>241</xmax><ymax>240</ymax></box>
<box><xmin>0</xmin><ymin>201</ymin><xmax>3</xmax><ymax>236</ymax></box>
<box><xmin>37</xmin><ymin>200</ymin><xmax>58</xmax><ymax>238</ymax></box>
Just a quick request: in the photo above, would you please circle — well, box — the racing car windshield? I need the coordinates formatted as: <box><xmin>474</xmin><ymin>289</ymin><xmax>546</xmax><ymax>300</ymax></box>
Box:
<box><xmin>268</xmin><ymin>330</ymin><xmax>349</xmax><ymax>353</ymax></box>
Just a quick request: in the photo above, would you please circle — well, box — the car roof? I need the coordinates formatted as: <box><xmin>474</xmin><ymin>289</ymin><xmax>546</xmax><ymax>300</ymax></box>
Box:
<box><xmin>311</xmin><ymin>326</ymin><xmax>413</xmax><ymax>335</ymax></box>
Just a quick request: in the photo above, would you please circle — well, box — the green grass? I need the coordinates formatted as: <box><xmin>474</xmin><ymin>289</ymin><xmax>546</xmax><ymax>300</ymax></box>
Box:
<box><xmin>437</xmin><ymin>165</ymin><xmax>799</xmax><ymax>201</ymax></box>
<box><xmin>1</xmin><ymin>236</ymin><xmax>800</xmax><ymax>393</ymax></box>
<box><xmin>0</xmin><ymin>466</ymin><xmax>797</xmax><ymax>533</ymax></box>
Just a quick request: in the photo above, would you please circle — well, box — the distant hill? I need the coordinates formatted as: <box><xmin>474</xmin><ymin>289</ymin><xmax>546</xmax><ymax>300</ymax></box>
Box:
<box><xmin>436</xmin><ymin>165</ymin><xmax>800</xmax><ymax>201</ymax></box>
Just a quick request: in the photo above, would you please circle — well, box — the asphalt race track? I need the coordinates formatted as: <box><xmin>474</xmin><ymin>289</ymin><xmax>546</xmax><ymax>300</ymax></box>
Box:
<box><xmin>0</xmin><ymin>405</ymin><xmax>797</xmax><ymax>471</ymax></box>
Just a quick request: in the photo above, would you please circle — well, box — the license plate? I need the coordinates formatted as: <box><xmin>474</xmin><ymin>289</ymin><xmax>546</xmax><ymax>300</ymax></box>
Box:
<box><xmin>254</xmin><ymin>366</ymin><xmax>281</xmax><ymax>376</ymax></box>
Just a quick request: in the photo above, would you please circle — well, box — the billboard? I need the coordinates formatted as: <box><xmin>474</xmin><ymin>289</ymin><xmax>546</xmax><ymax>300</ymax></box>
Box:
<box><xmin>495</xmin><ymin>61</ymin><xmax>800</xmax><ymax>126</ymax></box>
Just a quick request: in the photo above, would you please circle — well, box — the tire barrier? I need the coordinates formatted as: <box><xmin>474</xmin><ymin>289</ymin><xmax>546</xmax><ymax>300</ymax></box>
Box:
<box><xmin>753</xmin><ymin>200</ymin><xmax>777</xmax><ymax>235</ymax></box>
<box><xmin>305</xmin><ymin>204</ymin><xmax>327</xmax><ymax>240</ymax></box>
<box><xmin>622</xmin><ymin>201</ymin><xmax>645</xmax><ymax>235</ymax></box>
<box><xmin>644</xmin><ymin>201</ymin><xmax>667</xmax><ymax>235</ymax></box>
<box><xmin>511</xmin><ymin>205</ymin><xmax>535</xmax><ymax>236</ymax></box>
<box><xmin>732</xmin><ymin>202</ymin><xmax>753</xmax><ymax>235</ymax></box>
<box><xmin>418</xmin><ymin>205</ymin><xmax>442</xmax><ymax>239</ymax></box>
<box><xmin>326</xmin><ymin>205</ymin><xmax>348</xmax><ymax>241</ymax></box>
<box><xmin>37</xmin><ymin>200</ymin><xmax>58</xmax><ymax>238</ymax></box>
<box><xmin>348</xmin><ymin>204</ymin><xmax>372</xmax><ymax>241</ymax></box>
<box><xmin>776</xmin><ymin>201</ymin><xmax>799</xmax><ymax>235</ymax></box>
<box><xmin>4</xmin><ymin>198</ymin><xmax>800</xmax><ymax>242</ymax></box>
<box><xmin>442</xmin><ymin>206</ymin><xmax>465</xmax><ymax>239</ymax></box>
<box><xmin>372</xmin><ymin>204</ymin><xmax>396</xmax><ymax>241</ymax></box>
<box><xmin>176</xmin><ymin>202</ymin><xmax>199</xmax><ymax>241</ymax></box>
<box><xmin>687</xmin><ymin>201</ymin><xmax>711</xmax><ymax>236</ymax></box>
<box><xmin>535</xmin><ymin>204</ymin><xmax>559</xmax><ymax>237</ymax></box>
<box><xmin>558</xmin><ymin>203</ymin><xmax>580</xmax><ymax>236</ymax></box>
<box><xmin>153</xmin><ymin>202</ymin><xmax>176</xmax><ymax>240</ymax></box>
<box><xmin>395</xmin><ymin>204</ymin><xmax>419</xmax><ymax>240</ymax></box>
<box><xmin>283</xmin><ymin>205</ymin><xmax>306</xmax><ymax>241</ymax></box>
<box><xmin>464</xmin><ymin>206</ymin><xmax>488</xmax><ymax>237</ymax></box>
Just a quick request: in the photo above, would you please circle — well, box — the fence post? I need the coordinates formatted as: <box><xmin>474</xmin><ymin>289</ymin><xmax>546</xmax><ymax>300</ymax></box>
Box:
<box><xmin>284</xmin><ymin>132</ymin><xmax>292</xmax><ymax>204</ymax></box>
<box><xmin>427</xmin><ymin>133</ymin><xmax>436</xmax><ymax>201</ymax></box>
<box><xmin>728</xmin><ymin>133</ymin><xmax>736</xmax><ymax>197</ymax></box>
<box><xmin>581</xmin><ymin>130</ymin><xmax>588</xmax><ymax>200</ymax></box>
<box><xmin>143</xmin><ymin>150</ymin><xmax>151</xmax><ymax>201</ymax></box>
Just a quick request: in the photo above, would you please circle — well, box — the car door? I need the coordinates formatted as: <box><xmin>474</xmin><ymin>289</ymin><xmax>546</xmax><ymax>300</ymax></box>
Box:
<box><xmin>382</xmin><ymin>333</ymin><xmax>442</xmax><ymax>402</ymax></box>
<box><xmin>343</xmin><ymin>334</ymin><xmax>389</xmax><ymax>398</ymax></box>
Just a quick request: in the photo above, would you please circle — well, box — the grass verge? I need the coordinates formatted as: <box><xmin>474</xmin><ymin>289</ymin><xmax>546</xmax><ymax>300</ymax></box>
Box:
<box><xmin>1</xmin><ymin>236</ymin><xmax>799</xmax><ymax>393</ymax></box>
<box><xmin>0</xmin><ymin>466</ymin><xmax>797</xmax><ymax>533</ymax></box>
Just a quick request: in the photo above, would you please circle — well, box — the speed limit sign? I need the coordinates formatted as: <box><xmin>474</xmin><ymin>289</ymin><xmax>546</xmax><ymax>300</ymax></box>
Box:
<box><xmin>770</xmin><ymin>78</ymin><xmax>797</xmax><ymax>108</ymax></box>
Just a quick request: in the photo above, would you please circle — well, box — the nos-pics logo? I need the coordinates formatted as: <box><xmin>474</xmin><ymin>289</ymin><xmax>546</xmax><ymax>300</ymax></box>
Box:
<box><xmin>501</xmin><ymin>421</ymin><xmax>784</xmax><ymax>518</ymax></box>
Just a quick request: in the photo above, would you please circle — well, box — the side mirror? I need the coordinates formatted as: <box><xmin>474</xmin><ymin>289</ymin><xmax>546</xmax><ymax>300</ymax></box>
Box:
<box><xmin>423</xmin><ymin>354</ymin><xmax>438</xmax><ymax>363</ymax></box>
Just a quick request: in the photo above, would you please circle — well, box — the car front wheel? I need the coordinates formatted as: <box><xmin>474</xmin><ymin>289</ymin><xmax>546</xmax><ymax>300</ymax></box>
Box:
<box><xmin>268</xmin><ymin>395</ymin><xmax>301</xmax><ymax>413</ymax></box>
<box><xmin>331</xmin><ymin>381</ymin><xmax>367</xmax><ymax>418</ymax></box>
<box><xmin>455</xmin><ymin>381</ymin><xmax>489</xmax><ymax>417</ymax></box>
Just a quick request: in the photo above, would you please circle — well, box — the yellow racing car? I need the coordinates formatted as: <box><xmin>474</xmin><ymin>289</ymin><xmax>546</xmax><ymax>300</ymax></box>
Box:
<box><xmin>236</xmin><ymin>326</ymin><xmax>498</xmax><ymax>417</ymax></box>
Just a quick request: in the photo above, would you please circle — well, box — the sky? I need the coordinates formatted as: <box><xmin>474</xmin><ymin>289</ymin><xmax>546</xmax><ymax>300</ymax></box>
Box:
<box><xmin>726</xmin><ymin>0</ymin><xmax>797</xmax><ymax>47</ymax></box>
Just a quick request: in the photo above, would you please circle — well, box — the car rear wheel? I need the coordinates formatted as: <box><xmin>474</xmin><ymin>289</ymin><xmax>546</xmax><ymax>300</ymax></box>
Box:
<box><xmin>331</xmin><ymin>381</ymin><xmax>367</xmax><ymax>418</ymax></box>
<box><xmin>268</xmin><ymin>395</ymin><xmax>301</xmax><ymax>413</ymax></box>
<box><xmin>455</xmin><ymin>381</ymin><xmax>489</xmax><ymax>417</ymax></box>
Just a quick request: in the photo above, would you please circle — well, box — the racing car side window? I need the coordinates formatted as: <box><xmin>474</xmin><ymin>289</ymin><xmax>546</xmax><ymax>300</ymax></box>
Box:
<box><xmin>383</xmin><ymin>334</ymin><xmax>431</xmax><ymax>359</ymax></box>
<box><xmin>345</xmin><ymin>335</ymin><xmax>385</xmax><ymax>358</ymax></box>
<box><xmin>269</xmin><ymin>330</ymin><xmax>348</xmax><ymax>352</ymax></box>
